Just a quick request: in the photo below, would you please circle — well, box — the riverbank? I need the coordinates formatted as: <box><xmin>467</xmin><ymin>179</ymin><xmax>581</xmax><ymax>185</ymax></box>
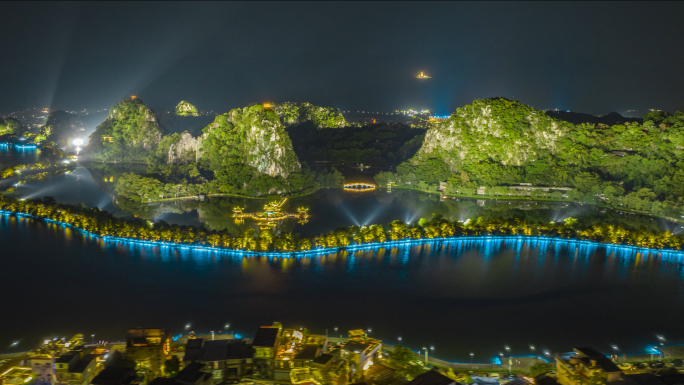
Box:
<box><xmin>2</xmin><ymin>206</ymin><xmax>683</xmax><ymax>257</ymax></box>
<box><xmin>386</xmin><ymin>185</ymin><xmax>684</xmax><ymax>224</ymax></box>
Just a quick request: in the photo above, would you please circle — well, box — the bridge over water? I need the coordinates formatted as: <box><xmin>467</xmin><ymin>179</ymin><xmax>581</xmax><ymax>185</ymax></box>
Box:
<box><xmin>343</xmin><ymin>183</ymin><xmax>376</xmax><ymax>192</ymax></box>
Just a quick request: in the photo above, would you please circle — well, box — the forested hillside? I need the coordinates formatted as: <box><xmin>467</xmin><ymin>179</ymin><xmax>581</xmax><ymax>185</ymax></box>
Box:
<box><xmin>378</xmin><ymin>97</ymin><xmax>684</xmax><ymax>218</ymax></box>
<box><xmin>82</xmin><ymin>99</ymin><xmax>346</xmax><ymax>200</ymax></box>
<box><xmin>85</xmin><ymin>97</ymin><xmax>163</xmax><ymax>161</ymax></box>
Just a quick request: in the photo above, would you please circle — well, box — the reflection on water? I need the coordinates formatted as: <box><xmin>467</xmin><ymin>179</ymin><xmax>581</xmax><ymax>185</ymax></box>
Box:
<box><xmin>3</xmin><ymin>210</ymin><xmax>684</xmax><ymax>361</ymax></box>
<box><xmin>4</xmin><ymin>146</ymin><xmax>684</xmax><ymax>362</ymax></box>
<box><xmin>0</xmin><ymin>143</ymin><xmax>40</xmax><ymax>169</ymax></box>
<box><xmin>8</xmin><ymin>158</ymin><xmax>678</xmax><ymax>237</ymax></box>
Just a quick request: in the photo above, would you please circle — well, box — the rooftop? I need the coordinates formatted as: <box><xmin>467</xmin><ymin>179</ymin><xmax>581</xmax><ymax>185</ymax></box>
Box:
<box><xmin>175</xmin><ymin>362</ymin><xmax>210</xmax><ymax>384</ymax></box>
<box><xmin>69</xmin><ymin>355</ymin><xmax>96</xmax><ymax>374</ymax></box>
<box><xmin>149</xmin><ymin>378</ymin><xmax>179</xmax><ymax>385</ymax></box>
<box><xmin>55</xmin><ymin>354</ymin><xmax>78</xmax><ymax>364</ymax></box>
<box><xmin>574</xmin><ymin>347</ymin><xmax>621</xmax><ymax>373</ymax></box>
<box><xmin>344</xmin><ymin>341</ymin><xmax>372</xmax><ymax>354</ymax></box>
<box><xmin>312</xmin><ymin>353</ymin><xmax>333</xmax><ymax>366</ymax></box>
<box><xmin>91</xmin><ymin>366</ymin><xmax>136</xmax><ymax>385</ymax></box>
<box><xmin>407</xmin><ymin>370</ymin><xmax>456</xmax><ymax>385</ymax></box>
<box><xmin>294</xmin><ymin>346</ymin><xmax>319</xmax><ymax>361</ymax></box>
<box><xmin>253</xmin><ymin>327</ymin><xmax>280</xmax><ymax>348</ymax></box>
<box><xmin>202</xmin><ymin>340</ymin><xmax>230</xmax><ymax>361</ymax></box>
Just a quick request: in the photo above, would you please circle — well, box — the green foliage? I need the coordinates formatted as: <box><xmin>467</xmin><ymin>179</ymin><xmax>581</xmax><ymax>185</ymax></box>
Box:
<box><xmin>164</xmin><ymin>356</ymin><xmax>180</xmax><ymax>376</ymax></box>
<box><xmin>274</xmin><ymin>102</ymin><xmax>347</xmax><ymax>128</ymax></box>
<box><xmin>174</xmin><ymin>100</ymin><xmax>199</xmax><ymax>116</ymax></box>
<box><xmin>404</xmin><ymin>365</ymin><xmax>427</xmax><ymax>379</ymax></box>
<box><xmin>85</xmin><ymin>97</ymin><xmax>163</xmax><ymax>162</ymax></box>
<box><xmin>0</xmin><ymin>117</ymin><xmax>22</xmax><ymax>136</ymax></box>
<box><xmin>201</xmin><ymin>105</ymin><xmax>300</xmax><ymax>178</ymax></box>
<box><xmin>529</xmin><ymin>362</ymin><xmax>554</xmax><ymax>377</ymax></box>
<box><xmin>2</xmin><ymin>195</ymin><xmax>684</xmax><ymax>253</ymax></box>
<box><xmin>393</xmin><ymin>97</ymin><xmax>684</xmax><ymax>213</ymax></box>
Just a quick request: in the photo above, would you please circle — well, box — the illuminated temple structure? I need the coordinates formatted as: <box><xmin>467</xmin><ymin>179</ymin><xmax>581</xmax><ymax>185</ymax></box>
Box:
<box><xmin>233</xmin><ymin>198</ymin><xmax>309</xmax><ymax>229</ymax></box>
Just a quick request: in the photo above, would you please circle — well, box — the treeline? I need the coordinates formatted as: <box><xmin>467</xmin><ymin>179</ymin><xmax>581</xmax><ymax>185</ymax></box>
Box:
<box><xmin>110</xmin><ymin>167</ymin><xmax>345</xmax><ymax>202</ymax></box>
<box><xmin>376</xmin><ymin>170</ymin><xmax>684</xmax><ymax>219</ymax></box>
<box><xmin>1</xmin><ymin>195</ymin><xmax>682</xmax><ymax>252</ymax></box>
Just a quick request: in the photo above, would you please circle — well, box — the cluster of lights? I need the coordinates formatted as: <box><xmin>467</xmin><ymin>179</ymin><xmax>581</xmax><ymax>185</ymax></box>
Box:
<box><xmin>0</xmin><ymin>143</ymin><xmax>38</xmax><ymax>149</ymax></box>
<box><xmin>2</xmin><ymin>209</ymin><xmax>684</xmax><ymax>258</ymax></box>
<box><xmin>343</xmin><ymin>183</ymin><xmax>376</xmax><ymax>192</ymax></box>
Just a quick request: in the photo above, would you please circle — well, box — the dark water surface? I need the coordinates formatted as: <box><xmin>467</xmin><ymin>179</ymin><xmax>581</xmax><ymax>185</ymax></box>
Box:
<box><xmin>2</xmin><ymin>214</ymin><xmax>684</xmax><ymax>361</ymax></box>
<box><xmin>2</xmin><ymin>148</ymin><xmax>684</xmax><ymax>361</ymax></box>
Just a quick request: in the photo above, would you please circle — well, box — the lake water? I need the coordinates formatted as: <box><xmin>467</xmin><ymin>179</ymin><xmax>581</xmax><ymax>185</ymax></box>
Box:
<box><xmin>2</xmin><ymin>147</ymin><xmax>684</xmax><ymax>362</ymax></box>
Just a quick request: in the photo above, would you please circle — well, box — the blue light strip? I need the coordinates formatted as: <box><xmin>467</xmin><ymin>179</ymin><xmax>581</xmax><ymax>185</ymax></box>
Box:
<box><xmin>2</xmin><ymin>209</ymin><xmax>683</xmax><ymax>257</ymax></box>
<box><xmin>0</xmin><ymin>143</ymin><xmax>38</xmax><ymax>149</ymax></box>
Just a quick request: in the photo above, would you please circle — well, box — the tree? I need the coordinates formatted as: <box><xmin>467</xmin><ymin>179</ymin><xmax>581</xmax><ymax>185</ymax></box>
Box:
<box><xmin>405</xmin><ymin>365</ymin><xmax>426</xmax><ymax>379</ymax></box>
<box><xmin>389</xmin><ymin>345</ymin><xmax>415</xmax><ymax>365</ymax></box>
<box><xmin>529</xmin><ymin>362</ymin><xmax>554</xmax><ymax>377</ymax></box>
<box><xmin>564</xmin><ymin>217</ymin><xmax>578</xmax><ymax>229</ymax></box>
<box><xmin>460</xmin><ymin>171</ymin><xmax>471</xmax><ymax>186</ymax></box>
<box><xmin>164</xmin><ymin>356</ymin><xmax>180</xmax><ymax>376</ymax></box>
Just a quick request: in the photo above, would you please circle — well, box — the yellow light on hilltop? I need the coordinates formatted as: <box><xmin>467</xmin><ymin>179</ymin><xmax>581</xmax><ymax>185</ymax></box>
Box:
<box><xmin>416</xmin><ymin>71</ymin><xmax>431</xmax><ymax>79</ymax></box>
<box><xmin>130</xmin><ymin>95</ymin><xmax>137</xmax><ymax>99</ymax></box>
<box><xmin>263</xmin><ymin>103</ymin><xmax>273</xmax><ymax>110</ymax></box>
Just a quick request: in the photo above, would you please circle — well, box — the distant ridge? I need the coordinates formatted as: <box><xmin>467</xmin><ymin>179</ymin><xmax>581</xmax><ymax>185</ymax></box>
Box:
<box><xmin>545</xmin><ymin>110</ymin><xmax>641</xmax><ymax>126</ymax></box>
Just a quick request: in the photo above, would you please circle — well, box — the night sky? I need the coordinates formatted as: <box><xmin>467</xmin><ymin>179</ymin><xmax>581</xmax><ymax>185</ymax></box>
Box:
<box><xmin>2</xmin><ymin>1</ymin><xmax>683</xmax><ymax>116</ymax></box>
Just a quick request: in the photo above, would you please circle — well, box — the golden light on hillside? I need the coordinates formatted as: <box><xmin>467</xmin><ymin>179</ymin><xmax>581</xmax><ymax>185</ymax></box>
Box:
<box><xmin>416</xmin><ymin>72</ymin><xmax>431</xmax><ymax>79</ymax></box>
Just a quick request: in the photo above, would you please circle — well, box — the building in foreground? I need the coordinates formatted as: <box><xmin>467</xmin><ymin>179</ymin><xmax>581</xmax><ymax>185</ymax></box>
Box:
<box><xmin>555</xmin><ymin>347</ymin><xmax>622</xmax><ymax>385</ymax></box>
<box><xmin>125</xmin><ymin>328</ymin><xmax>170</xmax><ymax>378</ymax></box>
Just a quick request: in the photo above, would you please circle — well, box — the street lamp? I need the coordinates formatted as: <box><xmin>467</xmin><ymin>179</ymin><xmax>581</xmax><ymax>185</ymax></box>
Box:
<box><xmin>185</xmin><ymin>324</ymin><xmax>191</xmax><ymax>330</ymax></box>
<box><xmin>612</xmin><ymin>345</ymin><xmax>619</xmax><ymax>362</ymax></box>
<box><xmin>505</xmin><ymin>346</ymin><xmax>511</xmax><ymax>374</ymax></box>
<box><xmin>224</xmin><ymin>323</ymin><xmax>230</xmax><ymax>329</ymax></box>
<box><xmin>398</xmin><ymin>336</ymin><xmax>402</xmax><ymax>343</ymax></box>
<box><xmin>335</xmin><ymin>327</ymin><xmax>339</xmax><ymax>338</ymax></box>
<box><xmin>470</xmin><ymin>353</ymin><xmax>474</xmax><ymax>368</ymax></box>
<box><xmin>91</xmin><ymin>334</ymin><xmax>95</xmax><ymax>344</ymax></box>
<box><xmin>421</xmin><ymin>347</ymin><xmax>428</xmax><ymax>365</ymax></box>
<box><xmin>530</xmin><ymin>345</ymin><xmax>535</xmax><ymax>352</ymax></box>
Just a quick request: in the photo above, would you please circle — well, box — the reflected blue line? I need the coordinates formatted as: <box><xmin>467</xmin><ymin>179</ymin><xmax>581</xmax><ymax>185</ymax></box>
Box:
<box><xmin>2</xmin><ymin>209</ymin><xmax>684</xmax><ymax>261</ymax></box>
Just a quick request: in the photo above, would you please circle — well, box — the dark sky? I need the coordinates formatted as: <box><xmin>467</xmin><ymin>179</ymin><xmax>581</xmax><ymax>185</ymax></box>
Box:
<box><xmin>2</xmin><ymin>1</ymin><xmax>683</xmax><ymax>116</ymax></box>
